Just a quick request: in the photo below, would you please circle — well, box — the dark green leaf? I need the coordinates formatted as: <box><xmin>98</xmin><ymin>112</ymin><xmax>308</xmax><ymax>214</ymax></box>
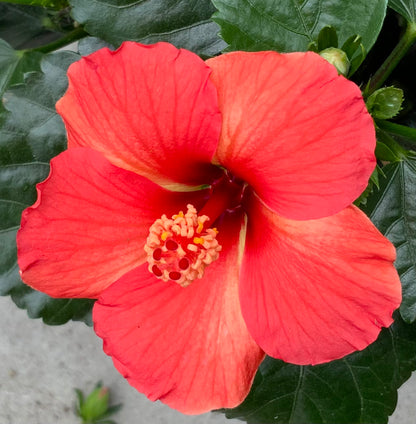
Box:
<box><xmin>389</xmin><ymin>0</ymin><xmax>416</xmax><ymax>23</ymax></box>
<box><xmin>0</xmin><ymin>3</ymin><xmax>62</xmax><ymax>49</ymax></box>
<box><xmin>212</xmin><ymin>0</ymin><xmax>388</xmax><ymax>54</ymax></box>
<box><xmin>75</xmin><ymin>388</ymin><xmax>85</xmax><ymax>410</ymax></box>
<box><xmin>349</xmin><ymin>42</ymin><xmax>367</xmax><ymax>76</ymax></box>
<box><xmin>11</xmin><ymin>286</ymin><xmax>94</xmax><ymax>325</ymax></box>
<box><xmin>375</xmin><ymin>120</ymin><xmax>416</xmax><ymax>152</ymax></box>
<box><xmin>68</xmin><ymin>0</ymin><xmax>227</xmax><ymax>57</ymax></box>
<box><xmin>363</xmin><ymin>157</ymin><xmax>416</xmax><ymax>323</ymax></box>
<box><xmin>0</xmin><ymin>50</ymin><xmax>94</xmax><ymax>325</ymax></box>
<box><xmin>225</xmin><ymin>314</ymin><xmax>416</xmax><ymax>424</ymax></box>
<box><xmin>1</xmin><ymin>0</ymin><xmax>68</xmax><ymax>8</ymax></box>
<box><xmin>317</xmin><ymin>26</ymin><xmax>338</xmax><ymax>50</ymax></box>
<box><xmin>0</xmin><ymin>39</ymin><xmax>43</xmax><ymax>98</ymax></box>
<box><xmin>376</xmin><ymin>140</ymin><xmax>403</xmax><ymax>162</ymax></box>
<box><xmin>103</xmin><ymin>404</ymin><xmax>123</xmax><ymax>417</ymax></box>
<box><xmin>341</xmin><ymin>34</ymin><xmax>363</xmax><ymax>59</ymax></box>
<box><xmin>375</xmin><ymin>129</ymin><xmax>409</xmax><ymax>162</ymax></box>
<box><xmin>367</xmin><ymin>87</ymin><xmax>404</xmax><ymax>120</ymax></box>
<box><xmin>339</xmin><ymin>34</ymin><xmax>366</xmax><ymax>76</ymax></box>
<box><xmin>78</xmin><ymin>37</ymin><xmax>114</xmax><ymax>57</ymax></box>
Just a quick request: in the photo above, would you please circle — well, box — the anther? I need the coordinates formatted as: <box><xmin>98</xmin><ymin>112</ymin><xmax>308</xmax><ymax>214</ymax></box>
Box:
<box><xmin>169</xmin><ymin>271</ymin><xmax>182</xmax><ymax>281</ymax></box>
<box><xmin>153</xmin><ymin>248</ymin><xmax>162</xmax><ymax>261</ymax></box>
<box><xmin>165</xmin><ymin>239</ymin><xmax>178</xmax><ymax>251</ymax></box>
<box><xmin>152</xmin><ymin>265</ymin><xmax>163</xmax><ymax>277</ymax></box>
<box><xmin>178</xmin><ymin>258</ymin><xmax>190</xmax><ymax>270</ymax></box>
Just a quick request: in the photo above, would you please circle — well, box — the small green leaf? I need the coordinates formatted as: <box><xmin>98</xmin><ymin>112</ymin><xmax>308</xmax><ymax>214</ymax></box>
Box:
<box><xmin>68</xmin><ymin>0</ymin><xmax>226</xmax><ymax>57</ymax></box>
<box><xmin>363</xmin><ymin>156</ymin><xmax>416</xmax><ymax>323</ymax></box>
<box><xmin>375</xmin><ymin>129</ymin><xmax>409</xmax><ymax>162</ymax></box>
<box><xmin>367</xmin><ymin>87</ymin><xmax>404</xmax><ymax>120</ymax></box>
<box><xmin>376</xmin><ymin>140</ymin><xmax>403</xmax><ymax>162</ymax></box>
<box><xmin>0</xmin><ymin>50</ymin><xmax>94</xmax><ymax>325</ymax></box>
<box><xmin>0</xmin><ymin>39</ymin><xmax>43</xmax><ymax>98</ymax></box>
<box><xmin>317</xmin><ymin>26</ymin><xmax>338</xmax><ymax>50</ymax></box>
<box><xmin>75</xmin><ymin>388</ymin><xmax>85</xmax><ymax>411</ymax></box>
<box><xmin>389</xmin><ymin>0</ymin><xmax>416</xmax><ymax>23</ymax></box>
<box><xmin>212</xmin><ymin>0</ymin><xmax>388</xmax><ymax>54</ymax></box>
<box><xmin>341</xmin><ymin>34</ymin><xmax>363</xmax><ymax>59</ymax></box>
<box><xmin>350</xmin><ymin>43</ymin><xmax>367</xmax><ymax>75</ymax></box>
<box><xmin>225</xmin><ymin>314</ymin><xmax>416</xmax><ymax>424</ymax></box>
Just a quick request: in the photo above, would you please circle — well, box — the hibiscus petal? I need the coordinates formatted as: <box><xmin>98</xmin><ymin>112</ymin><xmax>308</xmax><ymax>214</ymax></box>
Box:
<box><xmin>56</xmin><ymin>42</ymin><xmax>222</xmax><ymax>189</ymax></box>
<box><xmin>17</xmin><ymin>148</ymin><xmax>208</xmax><ymax>299</ymax></box>
<box><xmin>239</xmin><ymin>194</ymin><xmax>401</xmax><ymax>365</ymax></box>
<box><xmin>93</xmin><ymin>210</ymin><xmax>264</xmax><ymax>414</ymax></box>
<box><xmin>207</xmin><ymin>51</ymin><xmax>375</xmax><ymax>220</ymax></box>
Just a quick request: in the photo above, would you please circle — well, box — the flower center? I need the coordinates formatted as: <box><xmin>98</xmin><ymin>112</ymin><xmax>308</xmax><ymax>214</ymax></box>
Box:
<box><xmin>144</xmin><ymin>172</ymin><xmax>246</xmax><ymax>287</ymax></box>
<box><xmin>144</xmin><ymin>204</ymin><xmax>221</xmax><ymax>287</ymax></box>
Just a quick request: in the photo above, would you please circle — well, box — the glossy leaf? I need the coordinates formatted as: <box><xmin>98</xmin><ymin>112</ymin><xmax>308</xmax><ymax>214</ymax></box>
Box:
<box><xmin>0</xmin><ymin>3</ymin><xmax>62</xmax><ymax>49</ymax></box>
<box><xmin>225</xmin><ymin>313</ymin><xmax>416</xmax><ymax>424</ymax></box>
<box><xmin>0</xmin><ymin>39</ymin><xmax>42</xmax><ymax>98</ymax></box>
<box><xmin>1</xmin><ymin>0</ymin><xmax>68</xmax><ymax>8</ymax></box>
<box><xmin>77</xmin><ymin>37</ymin><xmax>114</xmax><ymax>57</ymax></box>
<box><xmin>212</xmin><ymin>0</ymin><xmax>388</xmax><ymax>54</ymax></box>
<box><xmin>342</xmin><ymin>34</ymin><xmax>363</xmax><ymax>59</ymax></box>
<box><xmin>363</xmin><ymin>157</ymin><xmax>416</xmax><ymax>323</ymax></box>
<box><xmin>317</xmin><ymin>26</ymin><xmax>338</xmax><ymax>50</ymax></box>
<box><xmin>375</xmin><ymin>139</ymin><xmax>403</xmax><ymax>162</ymax></box>
<box><xmin>389</xmin><ymin>0</ymin><xmax>416</xmax><ymax>22</ymax></box>
<box><xmin>0</xmin><ymin>50</ymin><xmax>94</xmax><ymax>325</ymax></box>
<box><xmin>375</xmin><ymin>129</ymin><xmax>409</xmax><ymax>162</ymax></box>
<box><xmin>68</xmin><ymin>0</ymin><xmax>227</xmax><ymax>57</ymax></box>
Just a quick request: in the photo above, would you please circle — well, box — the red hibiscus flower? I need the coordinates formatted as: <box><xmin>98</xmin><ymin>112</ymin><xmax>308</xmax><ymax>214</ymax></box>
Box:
<box><xmin>17</xmin><ymin>42</ymin><xmax>401</xmax><ymax>414</ymax></box>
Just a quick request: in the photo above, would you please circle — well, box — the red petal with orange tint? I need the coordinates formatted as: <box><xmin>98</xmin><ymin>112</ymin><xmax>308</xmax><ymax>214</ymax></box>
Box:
<box><xmin>17</xmin><ymin>148</ymin><xmax>208</xmax><ymax>299</ymax></box>
<box><xmin>207</xmin><ymin>51</ymin><xmax>375</xmax><ymax>220</ymax></box>
<box><xmin>93</xmin><ymin>210</ymin><xmax>264</xmax><ymax>414</ymax></box>
<box><xmin>239</xmin><ymin>194</ymin><xmax>401</xmax><ymax>365</ymax></box>
<box><xmin>57</xmin><ymin>42</ymin><xmax>221</xmax><ymax>189</ymax></box>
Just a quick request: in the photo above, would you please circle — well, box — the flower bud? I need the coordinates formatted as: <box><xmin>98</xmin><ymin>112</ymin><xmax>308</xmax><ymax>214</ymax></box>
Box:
<box><xmin>319</xmin><ymin>47</ymin><xmax>350</xmax><ymax>76</ymax></box>
<box><xmin>77</xmin><ymin>384</ymin><xmax>110</xmax><ymax>423</ymax></box>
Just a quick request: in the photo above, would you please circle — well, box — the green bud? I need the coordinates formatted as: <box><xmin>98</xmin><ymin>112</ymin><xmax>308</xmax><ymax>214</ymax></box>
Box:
<box><xmin>77</xmin><ymin>383</ymin><xmax>110</xmax><ymax>423</ymax></box>
<box><xmin>366</xmin><ymin>87</ymin><xmax>404</xmax><ymax>120</ymax></box>
<box><xmin>319</xmin><ymin>47</ymin><xmax>350</xmax><ymax>76</ymax></box>
<box><xmin>41</xmin><ymin>17</ymin><xmax>54</xmax><ymax>30</ymax></box>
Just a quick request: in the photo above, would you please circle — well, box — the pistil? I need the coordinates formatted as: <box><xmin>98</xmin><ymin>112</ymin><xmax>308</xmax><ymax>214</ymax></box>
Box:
<box><xmin>198</xmin><ymin>172</ymin><xmax>246</xmax><ymax>228</ymax></box>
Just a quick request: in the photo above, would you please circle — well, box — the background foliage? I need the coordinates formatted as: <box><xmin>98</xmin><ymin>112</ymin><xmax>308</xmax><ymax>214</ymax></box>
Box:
<box><xmin>1</xmin><ymin>0</ymin><xmax>416</xmax><ymax>422</ymax></box>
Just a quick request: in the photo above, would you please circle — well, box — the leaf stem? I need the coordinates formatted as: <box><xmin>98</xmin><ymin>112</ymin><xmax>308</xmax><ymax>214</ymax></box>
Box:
<box><xmin>376</xmin><ymin>119</ymin><xmax>416</xmax><ymax>143</ymax></box>
<box><xmin>368</xmin><ymin>21</ymin><xmax>416</xmax><ymax>94</ymax></box>
<box><xmin>28</xmin><ymin>26</ymin><xmax>87</xmax><ymax>54</ymax></box>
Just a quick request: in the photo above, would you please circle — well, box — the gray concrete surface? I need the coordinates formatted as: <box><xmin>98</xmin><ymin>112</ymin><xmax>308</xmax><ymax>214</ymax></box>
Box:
<box><xmin>0</xmin><ymin>295</ymin><xmax>415</xmax><ymax>424</ymax></box>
